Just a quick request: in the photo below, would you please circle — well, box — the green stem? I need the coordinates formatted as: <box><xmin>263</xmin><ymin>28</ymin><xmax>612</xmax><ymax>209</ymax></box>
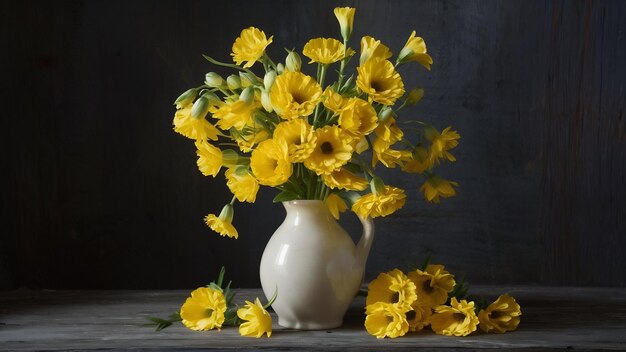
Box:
<box><xmin>202</xmin><ymin>55</ymin><xmax>256</xmax><ymax>76</ymax></box>
<box><xmin>337</xmin><ymin>39</ymin><xmax>348</xmax><ymax>87</ymax></box>
<box><xmin>313</xmin><ymin>65</ymin><xmax>329</xmax><ymax>127</ymax></box>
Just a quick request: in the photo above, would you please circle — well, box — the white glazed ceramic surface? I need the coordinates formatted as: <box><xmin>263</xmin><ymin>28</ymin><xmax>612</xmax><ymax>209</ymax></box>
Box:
<box><xmin>259</xmin><ymin>200</ymin><xmax>374</xmax><ymax>330</ymax></box>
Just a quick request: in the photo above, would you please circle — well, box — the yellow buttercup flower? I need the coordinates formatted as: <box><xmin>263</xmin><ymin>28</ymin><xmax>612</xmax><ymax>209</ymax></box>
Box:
<box><xmin>407</xmin><ymin>302</ymin><xmax>432</xmax><ymax>332</ymax></box>
<box><xmin>402</xmin><ymin>145</ymin><xmax>432</xmax><ymax>174</ymax></box>
<box><xmin>428</xmin><ymin>127</ymin><xmax>460</xmax><ymax>164</ymax></box>
<box><xmin>195</xmin><ymin>141</ymin><xmax>223</xmax><ymax>177</ymax></box>
<box><xmin>398</xmin><ymin>31</ymin><xmax>433</xmax><ymax>70</ymax></box>
<box><xmin>180</xmin><ymin>287</ymin><xmax>227</xmax><ymax>331</ymax></box>
<box><xmin>430</xmin><ymin>298</ymin><xmax>479</xmax><ymax>337</ymax></box>
<box><xmin>303</xmin><ymin>38</ymin><xmax>346</xmax><ymax>65</ymax></box>
<box><xmin>357</xmin><ymin>57</ymin><xmax>405</xmax><ymax>106</ymax></box>
<box><xmin>325</xmin><ymin>193</ymin><xmax>347</xmax><ymax>220</ymax></box>
<box><xmin>364</xmin><ymin>302</ymin><xmax>410</xmax><ymax>339</ymax></box>
<box><xmin>366</xmin><ymin>269</ymin><xmax>417</xmax><ymax>309</ymax></box>
<box><xmin>334</xmin><ymin>7</ymin><xmax>355</xmax><ymax>41</ymax></box>
<box><xmin>420</xmin><ymin>175</ymin><xmax>459</xmax><ymax>203</ymax></box>
<box><xmin>322</xmin><ymin>86</ymin><xmax>346</xmax><ymax>113</ymax></box>
<box><xmin>231</xmin><ymin>27</ymin><xmax>273</xmax><ymax>68</ymax></box>
<box><xmin>360</xmin><ymin>36</ymin><xmax>392</xmax><ymax>64</ymax></box>
<box><xmin>250</xmin><ymin>139</ymin><xmax>292</xmax><ymax>186</ymax></box>
<box><xmin>339</xmin><ymin>97</ymin><xmax>378</xmax><ymax>138</ymax></box>
<box><xmin>226</xmin><ymin>168</ymin><xmax>259</xmax><ymax>203</ymax></box>
<box><xmin>322</xmin><ymin>168</ymin><xmax>368</xmax><ymax>191</ymax></box>
<box><xmin>270</xmin><ymin>71</ymin><xmax>323</xmax><ymax>120</ymax></box>
<box><xmin>237</xmin><ymin>298</ymin><xmax>273</xmax><ymax>338</ymax></box>
<box><xmin>304</xmin><ymin>126</ymin><xmax>353</xmax><ymax>175</ymax></box>
<box><xmin>210</xmin><ymin>100</ymin><xmax>260</xmax><ymax>131</ymax></box>
<box><xmin>352</xmin><ymin>185</ymin><xmax>406</xmax><ymax>218</ymax></box>
<box><xmin>173</xmin><ymin>105</ymin><xmax>220</xmax><ymax>141</ymax></box>
<box><xmin>407</xmin><ymin>264</ymin><xmax>456</xmax><ymax>308</ymax></box>
<box><xmin>272</xmin><ymin>119</ymin><xmax>316</xmax><ymax>162</ymax></box>
<box><xmin>478</xmin><ymin>294</ymin><xmax>522</xmax><ymax>333</ymax></box>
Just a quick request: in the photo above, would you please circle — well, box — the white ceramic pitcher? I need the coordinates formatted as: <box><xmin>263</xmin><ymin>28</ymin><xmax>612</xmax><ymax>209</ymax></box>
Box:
<box><xmin>259</xmin><ymin>200</ymin><xmax>375</xmax><ymax>329</ymax></box>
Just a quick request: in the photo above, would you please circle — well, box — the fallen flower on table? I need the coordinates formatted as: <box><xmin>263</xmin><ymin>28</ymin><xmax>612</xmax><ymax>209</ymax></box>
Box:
<box><xmin>478</xmin><ymin>293</ymin><xmax>522</xmax><ymax>333</ymax></box>
<box><xmin>237</xmin><ymin>298</ymin><xmax>273</xmax><ymax>338</ymax></box>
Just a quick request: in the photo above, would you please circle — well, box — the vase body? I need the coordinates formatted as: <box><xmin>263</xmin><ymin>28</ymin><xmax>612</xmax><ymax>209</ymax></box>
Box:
<box><xmin>259</xmin><ymin>200</ymin><xmax>374</xmax><ymax>330</ymax></box>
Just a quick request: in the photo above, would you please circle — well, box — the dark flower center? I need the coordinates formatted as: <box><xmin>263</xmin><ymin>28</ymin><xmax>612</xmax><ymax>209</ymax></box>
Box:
<box><xmin>453</xmin><ymin>312</ymin><xmax>466</xmax><ymax>322</ymax></box>
<box><xmin>370</xmin><ymin>80</ymin><xmax>385</xmax><ymax>92</ymax></box>
<box><xmin>406</xmin><ymin>310</ymin><xmax>416</xmax><ymax>321</ymax></box>
<box><xmin>490</xmin><ymin>310</ymin><xmax>502</xmax><ymax>319</ymax></box>
<box><xmin>321</xmin><ymin>141</ymin><xmax>333</xmax><ymax>154</ymax></box>
<box><xmin>390</xmin><ymin>292</ymin><xmax>400</xmax><ymax>303</ymax></box>
<box><xmin>292</xmin><ymin>92</ymin><xmax>307</xmax><ymax>104</ymax></box>
<box><xmin>422</xmin><ymin>280</ymin><xmax>434</xmax><ymax>294</ymax></box>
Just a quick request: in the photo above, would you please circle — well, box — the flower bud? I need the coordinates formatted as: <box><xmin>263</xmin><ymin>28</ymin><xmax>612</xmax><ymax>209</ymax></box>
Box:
<box><xmin>202</xmin><ymin>91</ymin><xmax>222</xmax><ymax>106</ymax></box>
<box><xmin>191</xmin><ymin>96</ymin><xmax>210</xmax><ymax>119</ymax></box>
<box><xmin>174</xmin><ymin>88</ymin><xmax>197</xmax><ymax>108</ymax></box>
<box><xmin>378</xmin><ymin>106</ymin><xmax>393</xmax><ymax>122</ymax></box>
<box><xmin>261</xmin><ymin>90</ymin><xmax>274</xmax><ymax>112</ymax></box>
<box><xmin>218</xmin><ymin>204</ymin><xmax>234</xmax><ymax>223</ymax></box>
<box><xmin>406</xmin><ymin>88</ymin><xmax>424</xmax><ymax>105</ymax></box>
<box><xmin>423</xmin><ymin>125</ymin><xmax>439</xmax><ymax>141</ymax></box>
<box><xmin>334</xmin><ymin>7</ymin><xmax>355</xmax><ymax>42</ymax></box>
<box><xmin>239</xmin><ymin>86</ymin><xmax>255</xmax><ymax>104</ymax></box>
<box><xmin>264</xmin><ymin>70</ymin><xmax>277</xmax><ymax>91</ymax></box>
<box><xmin>285</xmin><ymin>51</ymin><xmax>302</xmax><ymax>72</ymax></box>
<box><xmin>204</xmin><ymin>72</ymin><xmax>224</xmax><ymax>88</ymax></box>
<box><xmin>226</xmin><ymin>75</ymin><xmax>241</xmax><ymax>90</ymax></box>
<box><xmin>221</xmin><ymin>149</ymin><xmax>240</xmax><ymax>168</ymax></box>
<box><xmin>239</xmin><ymin>71</ymin><xmax>258</xmax><ymax>87</ymax></box>
<box><xmin>276</xmin><ymin>63</ymin><xmax>285</xmax><ymax>74</ymax></box>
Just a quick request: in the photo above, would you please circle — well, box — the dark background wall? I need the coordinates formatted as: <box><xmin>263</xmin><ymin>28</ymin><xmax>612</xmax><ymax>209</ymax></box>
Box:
<box><xmin>1</xmin><ymin>0</ymin><xmax>625</xmax><ymax>289</ymax></box>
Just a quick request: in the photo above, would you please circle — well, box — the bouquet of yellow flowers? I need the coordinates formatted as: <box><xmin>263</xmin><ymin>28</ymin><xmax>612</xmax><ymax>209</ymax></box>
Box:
<box><xmin>172</xmin><ymin>7</ymin><xmax>459</xmax><ymax>237</ymax></box>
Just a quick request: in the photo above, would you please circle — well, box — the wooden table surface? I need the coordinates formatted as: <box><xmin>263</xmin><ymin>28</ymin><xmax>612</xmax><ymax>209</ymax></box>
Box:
<box><xmin>1</xmin><ymin>286</ymin><xmax>625</xmax><ymax>351</ymax></box>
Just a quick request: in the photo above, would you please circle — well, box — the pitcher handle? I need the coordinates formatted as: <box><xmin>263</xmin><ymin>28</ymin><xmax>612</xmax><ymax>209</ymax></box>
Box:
<box><xmin>355</xmin><ymin>215</ymin><xmax>375</xmax><ymax>266</ymax></box>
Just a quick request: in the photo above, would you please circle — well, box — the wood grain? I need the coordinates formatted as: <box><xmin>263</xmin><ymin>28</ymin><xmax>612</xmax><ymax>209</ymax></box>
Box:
<box><xmin>1</xmin><ymin>287</ymin><xmax>625</xmax><ymax>351</ymax></box>
<box><xmin>1</xmin><ymin>0</ymin><xmax>625</xmax><ymax>289</ymax></box>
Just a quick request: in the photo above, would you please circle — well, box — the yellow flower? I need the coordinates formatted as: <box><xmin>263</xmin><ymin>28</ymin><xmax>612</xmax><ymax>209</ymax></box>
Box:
<box><xmin>351</xmin><ymin>185</ymin><xmax>406</xmax><ymax>218</ymax></box>
<box><xmin>339</xmin><ymin>97</ymin><xmax>378</xmax><ymax>138</ymax></box>
<box><xmin>210</xmin><ymin>100</ymin><xmax>260</xmax><ymax>131</ymax></box>
<box><xmin>304</xmin><ymin>125</ymin><xmax>353</xmax><ymax>175</ymax></box>
<box><xmin>402</xmin><ymin>145</ymin><xmax>432</xmax><ymax>174</ymax></box>
<box><xmin>372</xmin><ymin>146</ymin><xmax>412</xmax><ymax>169</ymax></box>
<box><xmin>250</xmin><ymin>139</ymin><xmax>292</xmax><ymax>186</ymax></box>
<box><xmin>360</xmin><ymin>36</ymin><xmax>392</xmax><ymax>64</ymax></box>
<box><xmin>204</xmin><ymin>210</ymin><xmax>238</xmax><ymax>239</ymax></box>
<box><xmin>374</xmin><ymin>116</ymin><xmax>403</xmax><ymax>146</ymax></box>
<box><xmin>235</xmin><ymin>127</ymin><xmax>270</xmax><ymax>153</ymax></box>
<box><xmin>225</xmin><ymin>168</ymin><xmax>259</xmax><ymax>203</ymax></box>
<box><xmin>407</xmin><ymin>264</ymin><xmax>456</xmax><ymax>308</ymax></box>
<box><xmin>173</xmin><ymin>105</ymin><xmax>220</xmax><ymax>141</ymax></box>
<box><xmin>428</xmin><ymin>127</ymin><xmax>460</xmax><ymax>164</ymax></box>
<box><xmin>231</xmin><ymin>27</ymin><xmax>273</xmax><ymax>68</ymax></box>
<box><xmin>195</xmin><ymin>141</ymin><xmax>223</xmax><ymax>177</ymax></box>
<box><xmin>364</xmin><ymin>302</ymin><xmax>410</xmax><ymax>339</ymax></box>
<box><xmin>430</xmin><ymin>298</ymin><xmax>479</xmax><ymax>337</ymax></box>
<box><xmin>272</xmin><ymin>119</ymin><xmax>316</xmax><ymax>162</ymax></box>
<box><xmin>366</xmin><ymin>269</ymin><xmax>417</xmax><ymax>309</ymax></box>
<box><xmin>356</xmin><ymin>57</ymin><xmax>405</xmax><ymax>106</ymax></box>
<box><xmin>322</xmin><ymin>86</ymin><xmax>346</xmax><ymax>113</ymax></box>
<box><xmin>398</xmin><ymin>31</ymin><xmax>433</xmax><ymax>70</ymax></box>
<box><xmin>237</xmin><ymin>298</ymin><xmax>273</xmax><ymax>338</ymax></box>
<box><xmin>334</xmin><ymin>7</ymin><xmax>355</xmax><ymax>41</ymax></box>
<box><xmin>302</xmin><ymin>38</ymin><xmax>346</xmax><ymax>65</ymax></box>
<box><xmin>407</xmin><ymin>302</ymin><xmax>432</xmax><ymax>332</ymax></box>
<box><xmin>478</xmin><ymin>294</ymin><xmax>522</xmax><ymax>333</ymax></box>
<box><xmin>322</xmin><ymin>168</ymin><xmax>368</xmax><ymax>191</ymax></box>
<box><xmin>270</xmin><ymin>71</ymin><xmax>323</xmax><ymax>120</ymax></box>
<box><xmin>325</xmin><ymin>193</ymin><xmax>347</xmax><ymax>220</ymax></box>
<box><xmin>180</xmin><ymin>287</ymin><xmax>227</xmax><ymax>331</ymax></box>
<box><xmin>420</xmin><ymin>175</ymin><xmax>459</xmax><ymax>203</ymax></box>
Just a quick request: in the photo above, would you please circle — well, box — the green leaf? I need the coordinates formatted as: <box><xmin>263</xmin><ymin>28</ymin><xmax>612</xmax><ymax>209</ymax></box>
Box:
<box><xmin>145</xmin><ymin>312</ymin><xmax>181</xmax><ymax>332</ymax></box>
<box><xmin>273</xmin><ymin>190</ymin><xmax>301</xmax><ymax>203</ymax></box>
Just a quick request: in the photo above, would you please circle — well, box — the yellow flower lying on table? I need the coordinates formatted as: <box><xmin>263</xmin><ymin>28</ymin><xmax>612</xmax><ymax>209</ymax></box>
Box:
<box><xmin>364</xmin><ymin>262</ymin><xmax>522</xmax><ymax>338</ymax></box>
<box><xmin>180</xmin><ymin>287</ymin><xmax>227</xmax><ymax>331</ymax></box>
<box><xmin>237</xmin><ymin>298</ymin><xmax>273</xmax><ymax>338</ymax></box>
<box><xmin>171</xmin><ymin>6</ymin><xmax>461</xmax><ymax>239</ymax></box>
